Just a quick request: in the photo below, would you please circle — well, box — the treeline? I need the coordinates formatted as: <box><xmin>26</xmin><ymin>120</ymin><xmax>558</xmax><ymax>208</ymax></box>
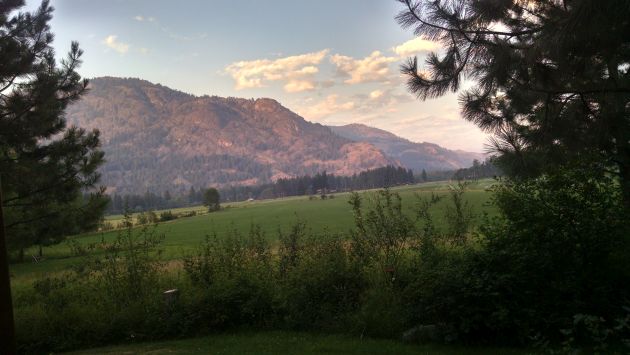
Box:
<box><xmin>453</xmin><ymin>159</ymin><xmax>502</xmax><ymax>180</ymax></box>
<box><xmin>104</xmin><ymin>161</ymin><xmax>502</xmax><ymax>215</ymax></box>
<box><xmin>222</xmin><ymin>165</ymin><xmax>415</xmax><ymax>202</ymax></box>
<box><xmin>106</xmin><ymin>165</ymin><xmax>415</xmax><ymax>214</ymax></box>
<box><xmin>107</xmin><ymin>190</ymin><xmax>185</xmax><ymax>214</ymax></box>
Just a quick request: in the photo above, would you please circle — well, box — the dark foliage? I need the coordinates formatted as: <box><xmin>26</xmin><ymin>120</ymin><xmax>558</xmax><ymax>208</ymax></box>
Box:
<box><xmin>395</xmin><ymin>0</ymin><xmax>630</xmax><ymax>207</ymax></box>
<box><xmin>0</xmin><ymin>1</ymin><xmax>106</xmax><ymax>254</ymax></box>
<box><xmin>105</xmin><ymin>165</ymin><xmax>415</xmax><ymax>214</ymax></box>
<box><xmin>453</xmin><ymin>158</ymin><xmax>502</xmax><ymax>181</ymax></box>
<box><xmin>222</xmin><ymin>166</ymin><xmax>415</xmax><ymax>202</ymax></box>
<box><xmin>203</xmin><ymin>188</ymin><xmax>220</xmax><ymax>212</ymax></box>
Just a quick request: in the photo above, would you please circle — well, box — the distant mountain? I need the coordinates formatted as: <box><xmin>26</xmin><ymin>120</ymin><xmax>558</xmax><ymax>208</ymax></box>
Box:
<box><xmin>329</xmin><ymin>124</ymin><xmax>483</xmax><ymax>172</ymax></box>
<box><xmin>66</xmin><ymin>77</ymin><xmax>396</xmax><ymax>195</ymax></box>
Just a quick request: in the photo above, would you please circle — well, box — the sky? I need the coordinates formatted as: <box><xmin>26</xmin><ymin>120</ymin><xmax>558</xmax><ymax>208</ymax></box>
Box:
<box><xmin>24</xmin><ymin>0</ymin><xmax>488</xmax><ymax>152</ymax></box>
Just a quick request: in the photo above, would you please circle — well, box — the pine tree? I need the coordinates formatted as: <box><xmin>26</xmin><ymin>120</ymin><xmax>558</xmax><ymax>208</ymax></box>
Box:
<box><xmin>421</xmin><ymin>169</ymin><xmax>428</xmax><ymax>182</ymax></box>
<box><xmin>1</xmin><ymin>1</ymin><xmax>105</xmax><ymax>349</ymax></box>
<box><xmin>395</xmin><ymin>0</ymin><xmax>630</xmax><ymax>207</ymax></box>
<box><xmin>1</xmin><ymin>0</ymin><xmax>106</xmax><ymax>251</ymax></box>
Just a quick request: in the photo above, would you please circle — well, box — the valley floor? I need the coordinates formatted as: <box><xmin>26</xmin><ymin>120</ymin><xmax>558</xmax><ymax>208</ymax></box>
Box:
<box><xmin>63</xmin><ymin>331</ymin><xmax>527</xmax><ymax>355</ymax></box>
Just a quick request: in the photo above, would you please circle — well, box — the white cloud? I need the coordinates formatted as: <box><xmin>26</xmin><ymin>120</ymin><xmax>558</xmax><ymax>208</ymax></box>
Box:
<box><xmin>295</xmin><ymin>94</ymin><xmax>355</xmax><ymax>120</ymax></box>
<box><xmin>330</xmin><ymin>51</ymin><xmax>396</xmax><ymax>84</ymax></box>
<box><xmin>392</xmin><ymin>37</ymin><xmax>440</xmax><ymax>57</ymax></box>
<box><xmin>284</xmin><ymin>80</ymin><xmax>316</xmax><ymax>93</ymax></box>
<box><xmin>354</xmin><ymin>88</ymin><xmax>413</xmax><ymax>115</ymax></box>
<box><xmin>102</xmin><ymin>35</ymin><xmax>129</xmax><ymax>54</ymax></box>
<box><xmin>369</xmin><ymin>90</ymin><xmax>384</xmax><ymax>100</ymax></box>
<box><xmin>224</xmin><ymin>50</ymin><xmax>329</xmax><ymax>92</ymax></box>
<box><xmin>134</xmin><ymin>15</ymin><xmax>155</xmax><ymax>22</ymax></box>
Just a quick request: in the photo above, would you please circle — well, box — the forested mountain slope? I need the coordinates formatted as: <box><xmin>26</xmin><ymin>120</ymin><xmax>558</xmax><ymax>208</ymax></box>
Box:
<box><xmin>66</xmin><ymin>77</ymin><xmax>396</xmax><ymax>194</ymax></box>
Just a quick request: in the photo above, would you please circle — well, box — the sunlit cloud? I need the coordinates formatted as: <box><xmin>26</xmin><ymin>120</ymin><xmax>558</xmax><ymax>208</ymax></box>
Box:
<box><xmin>224</xmin><ymin>50</ymin><xmax>329</xmax><ymax>92</ymax></box>
<box><xmin>222</xmin><ymin>43</ymin><xmax>487</xmax><ymax>151</ymax></box>
<box><xmin>284</xmin><ymin>80</ymin><xmax>316</xmax><ymax>93</ymax></box>
<box><xmin>330</xmin><ymin>51</ymin><xmax>397</xmax><ymax>84</ymax></box>
<box><xmin>369</xmin><ymin>90</ymin><xmax>384</xmax><ymax>100</ymax></box>
<box><xmin>392</xmin><ymin>37</ymin><xmax>439</xmax><ymax>57</ymax></box>
<box><xmin>102</xmin><ymin>35</ymin><xmax>129</xmax><ymax>54</ymax></box>
<box><xmin>294</xmin><ymin>94</ymin><xmax>355</xmax><ymax>120</ymax></box>
<box><xmin>134</xmin><ymin>15</ymin><xmax>155</xmax><ymax>22</ymax></box>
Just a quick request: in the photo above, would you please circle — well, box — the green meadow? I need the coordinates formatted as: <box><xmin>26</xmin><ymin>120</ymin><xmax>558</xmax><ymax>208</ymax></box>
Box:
<box><xmin>10</xmin><ymin>180</ymin><xmax>498</xmax><ymax>282</ymax></box>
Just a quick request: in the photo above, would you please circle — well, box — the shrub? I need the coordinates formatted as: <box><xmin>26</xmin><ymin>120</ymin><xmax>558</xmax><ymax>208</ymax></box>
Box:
<box><xmin>15</xmin><ymin>212</ymin><xmax>168</xmax><ymax>353</ymax></box>
<box><xmin>348</xmin><ymin>189</ymin><xmax>419</xmax><ymax>279</ymax></box>
<box><xmin>183</xmin><ymin>225</ymin><xmax>275</xmax><ymax>329</ymax></box>
<box><xmin>159</xmin><ymin>210</ymin><xmax>176</xmax><ymax>222</ymax></box>
<box><xmin>472</xmin><ymin>169</ymin><xmax>630</xmax><ymax>344</ymax></box>
<box><xmin>278</xmin><ymin>233</ymin><xmax>364</xmax><ymax>330</ymax></box>
<box><xmin>405</xmin><ymin>169</ymin><xmax>630</xmax><ymax>345</ymax></box>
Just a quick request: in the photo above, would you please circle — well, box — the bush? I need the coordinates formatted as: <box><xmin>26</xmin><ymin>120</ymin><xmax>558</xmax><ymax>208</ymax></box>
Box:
<box><xmin>405</xmin><ymin>169</ymin><xmax>630</xmax><ymax>346</ymax></box>
<box><xmin>473</xmin><ymin>169</ymin><xmax>630</xmax><ymax>344</ymax></box>
<box><xmin>278</xmin><ymin>233</ymin><xmax>364</xmax><ymax>330</ymax></box>
<box><xmin>15</xmin><ymin>212</ymin><xmax>168</xmax><ymax>353</ymax></box>
<box><xmin>159</xmin><ymin>210</ymin><xmax>176</xmax><ymax>222</ymax></box>
<box><xmin>183</xmin><ymin>225</ymin><xmax>275</xmax><ymax>329</ymax></box>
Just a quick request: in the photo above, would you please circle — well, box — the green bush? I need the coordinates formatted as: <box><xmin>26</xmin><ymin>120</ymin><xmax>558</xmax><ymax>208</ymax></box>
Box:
<box><xmin>278</xmin><ymin>233</ymin><xmax>364</xmax><ymax>331</ymax></box>
<box><xmin>473</xmin><ymin>170</ymin><xmax>630</xmax><ymax>344</ymax></box>
<box><xmin>159</xmin><ymin>210</ymin><xmax>177</xmax><ymax>221</ymax></box>
<box><xmin>183</xmin><ymin>225</ymin><xmax>275</xmax><ymax>329</ymax></box>
<box><xmin>403</xmin><ymin>169</ymin><xmax>630</xmax><ymax>346</ymax></box>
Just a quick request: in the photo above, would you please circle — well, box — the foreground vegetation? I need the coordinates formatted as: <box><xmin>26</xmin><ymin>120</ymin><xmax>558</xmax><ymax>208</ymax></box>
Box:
<box><xmin>10</xmin><ymin>175</ymin><xmax>630</xmax><ymax>354</ymax></box>
<box><xmin>64</xmin><ymin>331</ymin><xmax>526</xmax><ymax>355</ymax></box>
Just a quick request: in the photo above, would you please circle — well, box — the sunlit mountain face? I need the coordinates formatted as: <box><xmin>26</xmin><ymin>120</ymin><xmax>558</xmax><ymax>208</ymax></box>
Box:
<box><xmin>67</xmin><ymin>77</ymin><xmax>400</xmax><ymax>194</ymax></box>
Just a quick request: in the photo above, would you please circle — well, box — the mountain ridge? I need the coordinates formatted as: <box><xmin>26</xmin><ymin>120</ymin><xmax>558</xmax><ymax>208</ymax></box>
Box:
<box><xmin>329</xmin><ymin>123</ymin><xmax>483</xmax><ymax>172</ymax></box>
<box><xmin>66</xmin><ymin>77</ymin><xmax>397</xmax><ymax>194</ymax></box>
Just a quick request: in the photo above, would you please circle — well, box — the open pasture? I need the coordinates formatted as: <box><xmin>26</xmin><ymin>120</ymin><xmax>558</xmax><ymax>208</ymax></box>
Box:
<box><xmin>11</xmin><ymin>180</ymin><xmax>498</xmax><ymax>281</ymax></box>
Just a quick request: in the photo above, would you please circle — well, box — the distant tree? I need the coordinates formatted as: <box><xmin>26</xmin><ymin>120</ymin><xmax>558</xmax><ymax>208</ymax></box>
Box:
<box><xmin>188</xmin><ymin>186</ymin><xmax>197</xmax><ymax>204</ymax></box>
<box><xmin>453</xmin><ymin>158</ymin><xmax>502</xmax><ymax>181</ymax></box>
<box><xmin>203</xmin><ymin>188</ymin><xmax>221</xmax><ymax>212</ymax></box>
<box><xmin>421</xmin><ymin>169</ymin><xmax>428</xmax><ymax>182</ymax></box>
<box><xmin>258</xmin><ymin>188</ymin><xmax>275</xmax><ymax>200</ymax></box>
<box><xmin>395</xmin><ymin>0</ymin><xmax>630</xmax><ymax>207</ymax></box>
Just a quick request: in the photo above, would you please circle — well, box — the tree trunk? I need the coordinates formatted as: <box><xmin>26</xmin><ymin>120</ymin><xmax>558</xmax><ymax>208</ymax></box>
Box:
<box><xmin>0</xmin><ymin>176</ymin><xmax>17</xmax><ymax>354</ymax></box>
<box><xmin>620</xmin><ymin>161</ymin><xmax>630</xmax><ymax>211</ymax></box>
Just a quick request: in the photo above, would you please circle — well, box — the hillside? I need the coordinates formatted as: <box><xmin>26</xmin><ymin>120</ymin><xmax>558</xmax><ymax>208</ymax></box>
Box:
<box><xmin>329</xmin><ymin>123</ymin><xmax>483</xmax><ymax>171</ymax></box>
<box><xmin>66</xmin><ymin>77</ymin><xmax>396</xmax><ymax>194</ymax></box>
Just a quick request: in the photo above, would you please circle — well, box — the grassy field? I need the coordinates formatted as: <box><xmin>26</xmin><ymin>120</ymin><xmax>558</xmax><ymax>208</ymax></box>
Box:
<box><xmin>10</xmin><ymin>180</ymin><xmax>498</xmax><ymax>281</ymax></box>
<box><xmin>64</xmin><ymin>331</ymin><xmax>525</xmax><ymax>355</ymax></box>
<box><xmin>12</xmin><ymin>179</ymin><xmax>524</xmax><ymax>354</ymax></box>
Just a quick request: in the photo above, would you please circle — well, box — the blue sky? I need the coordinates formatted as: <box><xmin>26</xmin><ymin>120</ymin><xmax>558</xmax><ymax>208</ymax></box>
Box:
<box><xmin>26</xmin><ymin>0</ymin><xmax>487</xmax><ymax>152</ymax></box>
